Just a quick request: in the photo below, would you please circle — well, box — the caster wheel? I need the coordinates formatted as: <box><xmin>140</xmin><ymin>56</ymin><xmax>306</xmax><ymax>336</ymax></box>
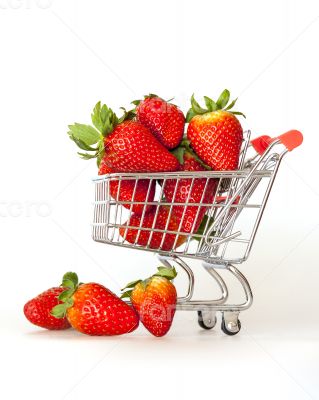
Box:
<box><xmin>197</xmin><ymin>311</ymin><xmax>217</xmax><ymax>330</ymax></box>
<box><xmin>221</xmin><ymin>316</ymin><xmax>241</xmax><ymax>336</ymax></box>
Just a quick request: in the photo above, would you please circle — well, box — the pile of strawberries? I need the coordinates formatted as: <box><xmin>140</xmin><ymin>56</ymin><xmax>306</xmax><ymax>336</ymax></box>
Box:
<box><xmin>68</xmin><ymin>89</ymin><xmax>245</xmax><ymax>250</ymax></box>
<box><xmin>24</xmin><ymin>90</ymin><xmax>246</xmax><ymax>337</ymax></box>
<box><xmin>24</xmin><ymin>267</ymin><xmax>178</xmax><ymax>337</ymax></box>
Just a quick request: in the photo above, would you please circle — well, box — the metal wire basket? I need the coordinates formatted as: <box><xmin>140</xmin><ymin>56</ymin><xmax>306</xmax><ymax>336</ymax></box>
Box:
<box><xmin>92</xmin><ymin>130</ymin><xmax>303</xmax><ymax>335</ymax></box>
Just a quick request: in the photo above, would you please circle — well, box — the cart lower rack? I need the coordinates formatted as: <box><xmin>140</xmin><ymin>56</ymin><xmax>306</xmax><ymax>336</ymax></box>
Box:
<box><xmin>92</xmin><ymin>130</ymin><xmax>303</xmax><ymax>335</ymax></box>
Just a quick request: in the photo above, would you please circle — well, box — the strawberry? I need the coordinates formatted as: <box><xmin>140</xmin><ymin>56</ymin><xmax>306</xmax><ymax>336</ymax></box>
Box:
<box><xmin>186</xmin><ymin>89</ymin><xmax>245</xmax><ymax>171</ymax></box>
<box><xmin>24</xmin><ymin>287</ymin><xmax>71</xmax><ymax>330</ymax></box>
<box><xmin>134</xmin><ymin>95</ymin><xmax>185</xmax><ymax>149</ymax></box>
<box><xmin>122</xmin><ymin>266</ymin><xmax>177</xmax><ymax>337</ymax></box>
<box><xmin>51</xmin><ymin>272</ymin><xmax>139</xmax><ymax>336</ymax></box>
<box><xmin>163</xmin><ymin>146</ymin><xmax>218</xmax><ymax>235</ymax></box>
<box><xmin>99</xmin><ymin>155</ymin><xmax>155</xmax><ymax>215</ymax></box>
<box><xmin>68</xmin><ymin>102</ymin><xmax>180</xmax><ymax>172</ymax></box>
<box><xmin>104</xmin><ymin>120</ymin><xmax>180</xmax><ymax>172</ymax></box>
<box><xmin>119</xmin><ymin>205</ymin><xmax>187</xmax><ymax>251</ymax></box>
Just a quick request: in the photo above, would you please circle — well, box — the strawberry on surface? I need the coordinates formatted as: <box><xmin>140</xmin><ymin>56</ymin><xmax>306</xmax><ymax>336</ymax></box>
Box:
<box><xmin>134</xmin><ymin>95</ymin><xmax>185</xmax><ymax>149</ymax></box>
<box><xmin>24</xmin><ymin>287</ymin><xmax>71</xmax><ymax>330</ymax></box>
<box><xmin>98</xmin><ymin>155</ymin><xmax>155</xmax><ymax>215</ymax></box>
<box><xmin>122</xmin><ymin>266</ymin><xmax>177</xmax><ymax>337</ymax></box>
<box><xmin>68</xmin><ymin>102</ymin><xmax>180</xmax><ymax>173</ymax></box>
<box><xmin>119</xmin><ymin>206</ymin><xmax>186</xmax><ymax>251</ymax></box>
<box><xmin>186</xmin><ymin>89</ymin><xmax>244</xmax><ymax>171</ymax></box>
<box><xmin>51</xmin><ymin>272</ymin><xmax>139</xmax><ymax>336</ymax></box>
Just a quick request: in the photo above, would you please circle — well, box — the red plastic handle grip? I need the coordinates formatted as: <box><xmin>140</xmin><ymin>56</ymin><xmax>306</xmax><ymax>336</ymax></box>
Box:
<box><xmin>251</xmin><ymin>130</ymin><xmax>303</xmax><ymax>155</ymax></box>
<box><xmin>277</xmin><ymin>130</ymin><xmax>303</xmax><ymax>151</ymax></box>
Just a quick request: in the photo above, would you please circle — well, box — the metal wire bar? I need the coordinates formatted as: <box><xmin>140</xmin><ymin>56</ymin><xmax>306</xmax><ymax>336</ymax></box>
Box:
<box><xmin>176</xmin><ymin>264</ymin><xmax>252</xmax><ymax>312</ymax></box>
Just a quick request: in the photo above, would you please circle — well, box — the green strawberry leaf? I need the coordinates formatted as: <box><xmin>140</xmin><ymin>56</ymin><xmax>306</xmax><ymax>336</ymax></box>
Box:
<box><xmin>194</xmin><ymin>215</ymin><xmax>215</xmax><ymax>242</ymax></box>
<box><xmin>180</xmin><ymin>139</ymin><xmax>211</xmax><ymax>170</ymax></box>
<box><xmin>77</xmin><ymin>152</ymin><xmax>98</xmax><ymax>160</ymax></box>
<box><xmin>51</xmin><ymin>303</ymin><xmax>67</xmax><ymax>319</ymax></box>
<box><xmin>58</xmin><ymin>289</ymin><xmax>74</xmax><ymax>302</ymax></box>
<box><xmin>131</xmin><ymin>100</ymin><xmax>140</xmax><ymax>106</ymax></box>
<box><xmin>121</xmin><ymin>279</ymin><xmax>142</xmax><ymax>291</ymax></box>
<box><xmin>186</xmin><ymin>108</ymin><xmax>197</xmax><ymax>123</ymax></box>
<box><xmin>153</xmin><ymin>266</ymin><xmax>177</xmax><ymax>280</ymax></box>
<box><xmin>120</xmin><ymin>290</ymin><xmax>133</xmax><ymax>299</ymax></box>
<box><xmin>118</xmin><ymin>107</ymin><xmax>136</xmax><ymax>123</ymax></box>
<box><xmin>68</xmin><ymin>135</ymin><xmax>98</xmax><ymax>152</ymax></box>
<box><xmin>91</xmin><ymin>101</ymin><xmax>103</xmax><ymax>133</ymax></box>
<box><xmin>224</xmin><ymin>97</ymin><xmax>238</xmax><ymax>111</ymax></box>
<box><xmin>171</xmin><ymin>146</ymin><xmax>185</xmax><ymax>164</ymax></box>
<box><xmin>52</xmin><ymin>272</ymin><xmax>80</xmax><ymax>317</ymax></box>
<box><xmin>64</xmin><ymin>298</ymin><xmax>74</xmax><ymax>307</ymax></box>
<box><xmin>204</xmin><ymin>96</ymin><xmax>217</xmax><ymax>112</ymax></box>
<box><xmin>91</xmin><ymin>101</ymin><xmax>119</xmax><ymax>136</ymax></box>
<box><xmin>68</xmin><ymin>123</ymin><xmax>100</xmax><ymax>146</ymax></box>
<box><xmin>61</xmin><ymin>279</ymin><xmax>75</xmax><ymax>290</ymax></box>
<box><xmin>190</xmin><ymin>94</ymin><xmax>207</xmax><ymax>115</ymax></box>
<box><xmin>96</xmin><ymin>141</ymin><xmax>105</xmax><ymax>167</ymax></box>
<box><xmin>146</xmin><ymin>93</ymin><xmax>159</xmax><ymax>99</ymax></box>
<box><xmin>231</xmin><ymin>111</ymin><xmax>246</xmax><ymax>119</ymax></box>
<box><xmin>61</xmin><ymin>272</ymin><xmax>78</xmax><ymax>290</ymax></box>
<box><xmin>216</xmin><ymin>89</ymin><xmax>230</xmax><ymax>109</ymax></box>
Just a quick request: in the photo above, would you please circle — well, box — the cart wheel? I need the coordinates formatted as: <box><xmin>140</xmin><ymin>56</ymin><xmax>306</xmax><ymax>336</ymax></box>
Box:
<box><xmin>197</xmin><ymin>311</ymin><xmax>217</xmax><ymax>330</ymax></box>
<box><xmin>221</xmin><ymin>314</ymin><xmax>241</xmax><ymax>336</ymax></box>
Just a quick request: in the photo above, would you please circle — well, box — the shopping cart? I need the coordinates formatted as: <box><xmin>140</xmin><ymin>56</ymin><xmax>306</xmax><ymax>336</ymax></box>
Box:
<box><xmin>92</xmin><ymin>129</ymin><xmax>303</xmax><ymax>335</ymax></box>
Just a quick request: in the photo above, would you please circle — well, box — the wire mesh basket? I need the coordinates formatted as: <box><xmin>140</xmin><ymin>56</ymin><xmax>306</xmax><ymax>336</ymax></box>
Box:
<box><xmin>92</xmin><ymin>130</ymin><xmax>302</xmax><ymax>263</ymax></box>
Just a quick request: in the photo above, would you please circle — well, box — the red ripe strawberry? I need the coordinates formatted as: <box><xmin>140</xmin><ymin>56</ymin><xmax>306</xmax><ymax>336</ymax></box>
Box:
<box><xmin>119</xmin><ymin>206</ymin><xmax>186</xmax><ymax>251</ymax></box>
<box><xmin>68</xmin><ymin>102</ymin><xmax>180</xmax><ymax>173</ymax></box>
<box><xmin>24</xmin><ymin>287</ymin><xmax>71</xmax><ymax>330</ymax></box>
<box><xmin>51</xmin><ymin>272</ymin><xmax>139</xmax><ymax>336</ymax></box>
<box><xmin>186</xmin><ymin>90</ymin><xmax>244</xmax><ymax>171</ymax></box>
<box><xmin>122</xmin><ymin>266</ymin><xmax>177</xmax><ymax>337</ymax></box>
<box><xmin>98</xmin><ymin>155</ymin><xmax>155</xmax><ymax>215</ymax></box>
<box><xmin>104</xmin><ymin>120</ymin><xmax>180</xmax><ymax>172</ymax></box>
<box><xmin>163</xmin><ymin>147</ymin><xmax>218</xmax><ymax>235</ymax></box>
<box><xmin>135</xmin><ymin>95</ymin><xmax>185</xmax><ymax>149</ymax></box>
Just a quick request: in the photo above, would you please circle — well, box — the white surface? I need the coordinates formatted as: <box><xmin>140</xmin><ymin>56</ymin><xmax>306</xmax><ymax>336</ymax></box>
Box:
<box><xmin>1</xmin><ymin>0</ymin><xmax>319</xmax><ymax>399</ymax></box>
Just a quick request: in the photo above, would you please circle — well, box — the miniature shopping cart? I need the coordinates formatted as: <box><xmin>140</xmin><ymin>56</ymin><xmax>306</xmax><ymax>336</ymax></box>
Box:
<box><xmin>92</xmin><ymin>130</ymin><xmax>303</xmax><ymax>335</ymax></box>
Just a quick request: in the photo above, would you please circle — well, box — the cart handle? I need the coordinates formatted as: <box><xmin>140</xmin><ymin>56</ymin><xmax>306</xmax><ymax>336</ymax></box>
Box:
<box><xmin>204</xmin><ymin>130</ymin><xmax>303</xmax><ymax>248</ymax></box>
<box><xmin>251</xmin><ymin>130</ymin><xmax>303</xmax><ymax>155</ymax></box>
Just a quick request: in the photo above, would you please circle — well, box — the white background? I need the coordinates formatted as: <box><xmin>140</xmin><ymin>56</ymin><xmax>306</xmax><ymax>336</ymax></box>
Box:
<box><xmin>1</xmin><ymin>0</ymin><xmax>318</xmax><ymax>399</ymax></box>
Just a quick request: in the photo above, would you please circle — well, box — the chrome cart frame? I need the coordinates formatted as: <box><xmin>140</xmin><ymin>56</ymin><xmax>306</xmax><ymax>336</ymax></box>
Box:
<box><xmin>92</xmin><ymin>130</ymin><xmax>303</xmax><ymax>335</ymax></box>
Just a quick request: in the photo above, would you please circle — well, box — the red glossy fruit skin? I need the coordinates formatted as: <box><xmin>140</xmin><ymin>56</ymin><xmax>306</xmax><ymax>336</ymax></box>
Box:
<box><xmin>24</xmin><ymin>287</ymin><xmax>71</xmax><ymax>330</ymax></box>
<box><xmin>119</xmin><ymin>206</ymin><xmax>186</xmax><ymax>251</ymax></box>
<box><xmin>163</xmin><ymin>152</ymin><xmax>218</xmax><ymax>234</ymax></box>
<box><xmin>131</xmin><ymin>276</ymin><xmax>177</xmax><ymax>337</ymax></box>
<box><xmin>104</xmin><ymin>121</ymin><xmax>180</xmax><ymax>172</ymax></box>
<box><xmin>136</xmin><ymin>97</ymin><xmax>185</xmax><ymax>149</ymax></box>
<box><xmin>98</xmin><ymin>157</ymin><xmax>155</xmax><ymax>215</ymax></box>
<box><xmin>187</xmin><ymin>110</ymin><xmax>243</xmax><ymax>171</ymax></box>
<box><xmin>67</xmin><ymin>283</ymin><xmax>139</xmax><ymax>336</ymax></box>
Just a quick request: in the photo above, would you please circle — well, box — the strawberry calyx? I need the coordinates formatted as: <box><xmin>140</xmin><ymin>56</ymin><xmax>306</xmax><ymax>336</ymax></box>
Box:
<box><xmin>186</xmin><ymin>89</ymin><xmax>246</xmax><ymax>123</ymax></box>
<box><xmin>131</xmin><ymin>93</ymin><xmax>159</xmax><ymax>107</ymax></box>
<box><xmin>68</xmin><ymin>102</ymin><xmax>134</xmax><ymax>166</ymax></box>
<box><xmin>131</xmin><ymin>94</ymin><xmax>176</xmax><ymax>108</ymax></box>
<box><xmin>50</xmin><ymin>272</ymin><xmax>80</xmax><ymax>318</ymax></box>
<box><xmin>121</xmin><ymin>266</ymin><xmax>177</xmax><ymax>299</ymax></box>
<box><xmin>171</xmin><ymin>139</ymin><xmax>212</xmax><ymax>170</ymax></box>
